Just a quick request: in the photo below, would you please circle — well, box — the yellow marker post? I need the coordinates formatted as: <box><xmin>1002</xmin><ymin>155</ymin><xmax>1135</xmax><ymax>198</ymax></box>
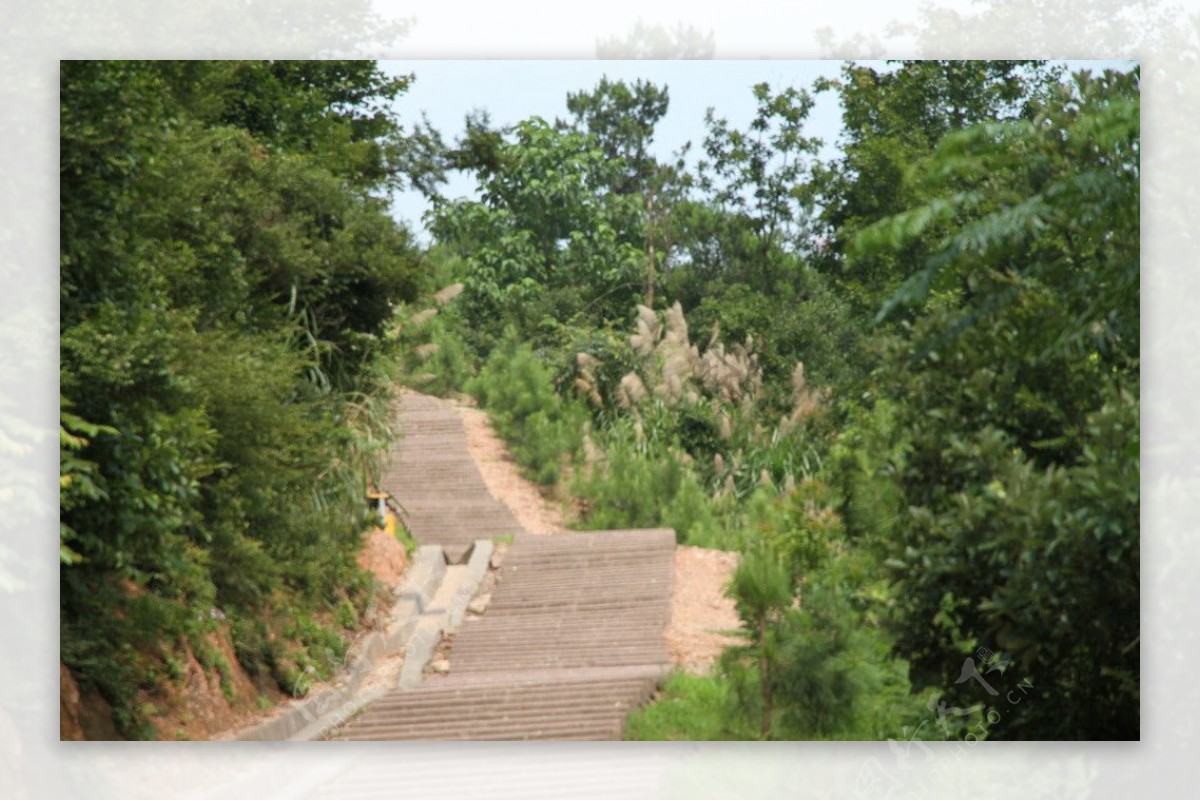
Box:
<box><xmin>367</xmin><ymin>489</ymin><xmax>399</xmax><ymax>535</ymax></box>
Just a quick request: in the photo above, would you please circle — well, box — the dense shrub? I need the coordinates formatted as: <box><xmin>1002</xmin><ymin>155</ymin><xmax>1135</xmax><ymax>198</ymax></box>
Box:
<box><xmin>60</xmin><ymin>60</ymin><xmax>415</xmax><ymax>737</ymax></box>
<box><xmin>466</xmin><ymin>333</ymin><xmax>586</xmax><ymax>486</ymax></box>
<box><xmin>573</xmin><ymin>421</ymin><xmax>721</xmax><ymax>544</ymax></box>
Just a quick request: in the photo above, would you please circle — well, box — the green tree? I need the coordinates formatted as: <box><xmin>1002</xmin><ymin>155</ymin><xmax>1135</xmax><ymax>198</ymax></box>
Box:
<box><xmin>562</xmin><ymin>78</ymin><xmax>684</xmax><ymax>306</ymax></box>
<box><xmin>849</xmin><ymin>67</ymin><xmax>1139</xmax><ymax>739</ymax></box>
<box><xmin>720</xmin><ymin>483</ymin><xmax>923</xmax><ymax>740</ymax></box>
<box><xmin>811</xmin><ymin>60</ymin><xmax>1065</xmax><ymax>312</ymax></box>
<box><xmin>563</xmin><ymin>77</ymin><xmax>670</xmax><ymax>197</ymax></box>
<box><xmin>724</xmin><ymin>540</ymin><xmax>794</xmax><ymax>738</ymax></box>
<box><xmin>59</xmin><ymin>60</ymin><xmax>424</xmax><ymax>737</ymax></box>
<box><xmin>696</xmin><ymin>82</ymin><xmax>822</xmax><ymax>286</ymax></box>
<box><xmin>431</xmin><ymin>117</ymin><xmax>645</xmax><ymax>352</ymax></box>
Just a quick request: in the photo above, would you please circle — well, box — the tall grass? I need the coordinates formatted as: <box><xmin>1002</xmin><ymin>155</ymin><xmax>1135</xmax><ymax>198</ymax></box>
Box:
<box><xmin>572</xmin><ymin>418</ymin><xmax>724</xmax><ymax>544</ymax></box>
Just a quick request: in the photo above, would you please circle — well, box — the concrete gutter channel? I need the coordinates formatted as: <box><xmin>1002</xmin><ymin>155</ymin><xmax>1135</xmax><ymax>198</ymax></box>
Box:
<box><xmin>235</xmin><ymin>539</ymin><xmax>494</xmax><ymax>741</ymax></box>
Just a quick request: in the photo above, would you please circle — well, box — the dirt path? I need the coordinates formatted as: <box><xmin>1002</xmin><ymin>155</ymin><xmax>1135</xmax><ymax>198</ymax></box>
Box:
<box><xmin>455</xmin><ymin>400</ymin><xmax>569</xmax><ymax>534</ymax></box>
<box><xmin>666</xmin><ymin>546</ymin><xmax>742</xmax><ymax>674</ymax></box>
<box><xmin>455</xmin><ymin>396</ymin><xmax>741</xmax><ymax>675</ymax></box>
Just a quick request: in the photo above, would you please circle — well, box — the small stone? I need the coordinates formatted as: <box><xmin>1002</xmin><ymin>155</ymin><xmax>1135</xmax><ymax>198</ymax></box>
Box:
<box><xmin>430</xmin><ymin>659</ymin><xmax>451</xmax><ymax>674</ymax></box>
<box><xmin>467</xmin><ymin>594</ymin><xmax>491</xmax><ymax>615</ymax></box>
<box><xmin>489</xmin><ymin>552</ymin><xmax>503</xmax><ymax>569</ymax></box>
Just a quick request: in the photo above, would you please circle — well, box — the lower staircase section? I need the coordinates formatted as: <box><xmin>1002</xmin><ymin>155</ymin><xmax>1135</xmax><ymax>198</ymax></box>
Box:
<box><xmin>336</xmin><ymin>669</ymin><xmax>662</xmax><ymax>740</ymax></box>
<box><xmin>337</xmin><ymin>528</ymin><xmax>675</xmax><ymax>740</ymax></box>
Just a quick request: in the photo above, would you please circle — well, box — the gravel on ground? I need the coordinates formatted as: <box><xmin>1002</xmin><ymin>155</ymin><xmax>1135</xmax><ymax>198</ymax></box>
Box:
<box><xmin>455</xmin><ymin>400</ymin><xmax>569</xmax><ymax>534</ymax></box>
<box><xmin>666</xmin><ymin>546</ymin><xmax>742</xmax><ymax>674</ymax></box>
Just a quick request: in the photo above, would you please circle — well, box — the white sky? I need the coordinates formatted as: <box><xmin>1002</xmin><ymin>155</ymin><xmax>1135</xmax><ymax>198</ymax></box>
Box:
<box><xmin>371</xmin><ymin>0</ymin><xmax>927</xmax><ymax>58</ymax></box>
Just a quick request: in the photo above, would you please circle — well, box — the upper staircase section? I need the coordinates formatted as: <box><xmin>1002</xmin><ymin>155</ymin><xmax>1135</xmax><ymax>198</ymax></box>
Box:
<box><xmin>380</xmin><ymin>393</ymin><xmax>524</xmax><ymax>561</ymax></box>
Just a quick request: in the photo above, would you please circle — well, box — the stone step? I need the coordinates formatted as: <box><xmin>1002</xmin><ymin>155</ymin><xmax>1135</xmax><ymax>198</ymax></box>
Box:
<box><xmin>367</xmin><ymin>680</ymin><xmax>654</xmax><ymax>710</ymax></box>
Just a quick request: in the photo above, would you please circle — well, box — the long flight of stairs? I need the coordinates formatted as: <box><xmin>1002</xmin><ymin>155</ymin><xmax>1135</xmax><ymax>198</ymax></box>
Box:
<box><xmin>335</xmin><ymin>393</ymin><xmax>675</xmax><ymax>740</ymax></box>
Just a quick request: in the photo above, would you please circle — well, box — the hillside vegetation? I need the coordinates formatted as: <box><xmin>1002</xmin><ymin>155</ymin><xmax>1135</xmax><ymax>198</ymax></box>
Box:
<box><xmin>61</xmin><ymin>60</ymin><xmax>1139</xmax><ymax>740</ymax></box>
<box><xmin>60</xmin><ymin>61</ymin><xmax>429</xmax><ymax>738</ymax></box>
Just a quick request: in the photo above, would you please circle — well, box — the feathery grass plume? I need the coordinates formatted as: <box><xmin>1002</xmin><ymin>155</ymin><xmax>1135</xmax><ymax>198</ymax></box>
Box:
<box><xmin>714</xmin><ymin>452</ymin><xmax>726</xmax><ymax>477</ymax></box>
<box><xmin>664</xmin><ymin>301</ymin><xmax>689</xmax><ymax>345</ymax></box>
<box><xmin>432</xmin><ymin>282</ymin><xmax>464</xmax><ymax>305</ymax></box>
<box><xmin>792</xmin><ymin>360</ymin><xmax>807</xmax><ymax>394</ymax></box>
<box><xmin>631</xmin><ymin>304</ymin><xmax>661</xmax><ymax>357</ymax></box>
<box><xmin>658</xmin><ymin>371</ymin><xmax>684</xmax><ymax>402</ymax></box>
<box><xmin>784</xmin><ymin>473</ymin><xmax>796</xmax><ymax>493</ymax></box>
<box><xmin>697</xmin><ymin>342</ymin><xmax>723</xmax><ymax>393</ymax></box>
<box><xmin>583</xmin><ymin>430</ymin><xmax>602</xmax><ymax>465</ymax></box>
<box><xmin>619</xmin><ymin>372</ymin><xmax>648</xmax><ymax>407</ymax></box>
<box><xmin>414</xmin><ymin>342</ymin><xmax>439</xmax><ymax>361</ymax></box>
<box><xmin>621</xmin><ymin>300</ymin><xmax>770</xmax><ymax>421</ymax></box>
<box><xmin>781</xmin><ymin>361</ymin><xmax>828</xmax><ymax>432</ymax></box>
<box><xmin>648</xmin><ymin>302</ymin><xmax>699</xmax><ymax>404</ymax></box>
<box><xmin>408</xmin><ymin>308</ymin><xmax>438</xmax><ymax>327</ymax></box>
<box><xmin>574</xmin><ymin>352</ymin><xmax>604</xmax><ymax>408</ymax></box>
<box><xmin>758</xmin><ymin>468</ymin><xmax>773</xmax><ymax>488</ymax></box>
<box><xmin>699</xmin><ymin>339</ymin><xmax>762</xmax><ymax>405</ymax></box>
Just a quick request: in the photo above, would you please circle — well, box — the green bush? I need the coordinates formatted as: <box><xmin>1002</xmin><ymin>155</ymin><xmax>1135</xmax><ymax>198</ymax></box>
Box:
<box><xmin>466</xmin><ymin>333</ymin><xmax>585</xmax><ymax>486</ymax></box>
<box><xmin>707</xmin><ymin>479</ymin><xmax>929</xmax><ymax>741</ymax></box>
<box><xmin>573</xmin><ymin>422</ymin><xmax>722</xmax><ymax>545</ymax></box>
<box><xmin>334</xmin><ymin>599</ymin><xmax>358</xmax><ymax>630</ymax></box>
<box><xmin>623</xmin><ymin>672</ymin><xmax>735</xmax><ymax>740</ymax></box>
<box><xmin>230</xmin><ymin>617</ymin><xmax>274</xmax><ymax>682</ymax></box>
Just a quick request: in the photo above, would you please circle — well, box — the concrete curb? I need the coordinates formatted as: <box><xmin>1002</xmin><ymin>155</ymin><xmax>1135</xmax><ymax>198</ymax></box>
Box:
<box><xmin>400</xmin><ymin>545</ymin><xmax>448</xmax><ymax>611</ymax></box>
<box><xmin>236</xmin><ymin>538</ymin><xmax>501</xmax><ymax>740</ymax></box>
<box><xmin>397</xmin><ymin>538</ymin><xmax>494</xmax><ymax>688</ymax></box>
<box><xmin>397</xmin><ymin>616</ymin><xmax>444</xmax><ymax>689</ymax></box>
<box><xmin>448</xmin><ymin>539</ymin><xmax>494</xmax><ymax>628</ymax></box>
<box><xmin>236</xmin><ymin>545</ymin><xmax>449</xmax><ymax>741</ymax></box>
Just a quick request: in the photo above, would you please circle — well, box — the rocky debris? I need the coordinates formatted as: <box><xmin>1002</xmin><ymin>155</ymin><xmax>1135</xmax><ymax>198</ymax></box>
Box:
<box><xmin>467</xmin><ymin>594</ymin><xmax>491</xmax><ymax>616</ymax></box>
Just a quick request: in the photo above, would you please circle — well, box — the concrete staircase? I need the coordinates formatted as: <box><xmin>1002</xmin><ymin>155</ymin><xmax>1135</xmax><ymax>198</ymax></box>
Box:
<box><xmin>379</xmin><ymin>393</ymin><xmax>523</xmax><ymax>561</ymax></box>
<box><xmin>334</xmin><ymin>394</ymin><xmax>676</xmax><ymax>741</ymax></box>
